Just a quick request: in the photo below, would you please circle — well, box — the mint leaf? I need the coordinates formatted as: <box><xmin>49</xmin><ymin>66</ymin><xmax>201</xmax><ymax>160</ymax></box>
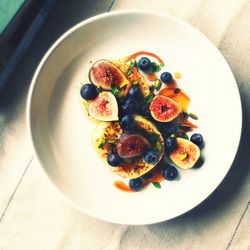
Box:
<box><xmin>129</xmin><ymin>59</ymin><xmax>136</xmax><ymax>68</ymax></box>
<box><xmin>152</xmin><ymin>182</ymin><xmax>161</xmax><ymax>189</ymax></box>
<box><xmin>98</xmin><ymin>139</ymin><xmax>108</xmax><ymax>149</ymax></box>
<box><xmin>151</xmin><ymin>62</ymin><xmax>161</xmax><ymax>73</ymax></box>
<box><xmin>111</xmin><ymin>84</ymin><xmax>120</xmax><ymax>96</ymax></box>
<box><xmin>144</xmin><ymin>94</ymin><xmax>154</xmax><ymax>106</ymax></box>
<box><xmin>126</xmin><ymin>69</ymin><xmax>132</xmax><ymax>76</ymax></box>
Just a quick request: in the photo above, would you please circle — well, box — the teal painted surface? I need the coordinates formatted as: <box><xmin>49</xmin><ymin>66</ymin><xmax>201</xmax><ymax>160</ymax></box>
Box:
<box><xmin>0</xmin><ymin>0</ymin><xmax>25</xmax><ymax>34</ymax></box>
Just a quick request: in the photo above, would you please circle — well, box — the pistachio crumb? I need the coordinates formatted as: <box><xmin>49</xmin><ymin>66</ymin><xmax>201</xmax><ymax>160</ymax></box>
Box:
<box><xmin>179</xmin><ymin>152</ymin><xmax>187</xmax><ymax>161</ymax></box>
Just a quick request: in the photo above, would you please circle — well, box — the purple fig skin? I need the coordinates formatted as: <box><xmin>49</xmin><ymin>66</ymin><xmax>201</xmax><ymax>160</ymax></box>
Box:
<box><xmin>117</xmin><ymin>134</ymin><xmax>151</xmax><ymax>158</ymax></box>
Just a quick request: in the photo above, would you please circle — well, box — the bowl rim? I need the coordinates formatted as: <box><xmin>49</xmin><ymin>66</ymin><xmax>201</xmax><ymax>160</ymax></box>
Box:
<box><xmin>26</xmin><ymin>9</ymin><xmax>242</xmax><ymax>225</ymax></box>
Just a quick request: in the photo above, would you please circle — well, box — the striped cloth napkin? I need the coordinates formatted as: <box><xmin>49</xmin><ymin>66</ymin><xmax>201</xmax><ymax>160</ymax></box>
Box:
<box><xmin>0</xmin><ymin>0</ymin><xmax>249</xmax><ymax>249</ymax></box>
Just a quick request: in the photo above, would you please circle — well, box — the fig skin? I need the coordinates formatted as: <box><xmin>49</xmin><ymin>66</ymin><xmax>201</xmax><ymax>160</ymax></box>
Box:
<box><xmin>117</xmin><ymin>134</ymin><xmax>151</xmax><ymax>158</ymax></box>
<box><xmin>92</xmin><ymin>115</ymin><xmax>165</xmax><ymax>179</ymax></box>
<box><xmin>89</xmin><ymin>60</ymin><xmax>130</xmax><ymax>90</ymax></box>
<box><xmin>88</xmin><ymin>91</ymin><xmax>118</xmax><ymax>121</ymax></box>
<box><xmin>169</xmin><ymin>137</ymin><xmax>200</xmax><ymax>169</ymax></box>
<box><xmin>150</xmin><ymin>95</ymin><xmax>181</xmax><ymax>122</ymax></box>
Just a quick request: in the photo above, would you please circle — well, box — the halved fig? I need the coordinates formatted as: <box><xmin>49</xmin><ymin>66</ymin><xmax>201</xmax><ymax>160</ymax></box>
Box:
<box><xmin>117</xmin><ymin>134</ymin><xmax>150</xmax><ymax>158</ymax></box>
<box><xmin>92</xmin><ymin>115</ymin><xmax>165</xmax><ymax>179</ymax></box>
<box><xmin>89</xmin><ymin>60</ymin><xmax>130</xmax><ymax>90</ymax></box>
<box><xmin>88</xmin><ymin>91</ymin><xmax>118</xmax><ymax>121</ymax></box>
<box><xmin>159</xmin><ymin>87</ymin><xmax>190</xmax><ymax>112</ymax></box>
<box><xmin>150</xmin><ymin>95</ymin><xmax>181</xmax><ymax>122</ymax></box>
<box><xmin>169</xmin><ymin>137</ymin><xmax>200</xmax><ymax>169</ymax></box>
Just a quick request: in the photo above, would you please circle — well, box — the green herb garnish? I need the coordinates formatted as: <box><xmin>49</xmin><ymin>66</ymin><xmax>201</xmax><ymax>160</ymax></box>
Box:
<box><xmin>152</xmin><ymin>182</ymin><xmax>161</xmax><ymax>189</ymax></box>
<box><xmin>111</xmin><ymin>84</ymin><xmax>120</xmax><ymax>96</ymax></box>
<box><xmin>144</xmin><ymin>94</ymin><xmax>154</xmax><ymax>106</ymax></box>
<box><xmin>98</xmin><ymin>139</ymin><xmax>108</xmax><ymax>149</ymax></box>
<box><xmin>188</xmin><ymin>112</ymin><xmax>198</xmax><ymax>120</ymax></box>
<box><xmin>154</xmin><ymin>79</ymin><xmax>162</xmax><ymax>91</ymax></box>
<box><xmin>151</xmin><ymin>62</ymin><xmax>162</xmax><ymax>73</ymax></box>
<box><xmin>126</xmin><ymin>69</ymin><xmax>132</xmax><ymax>76</ymax></box>
<box><xmin>129</xmin><ymin>59</ymin><xmax>136</xmax><ymax>68</ymax></box>
<box><xmin>180</xmin><ymin>133</ymin><xmax>189</xmax><ymax>140</ymax></box>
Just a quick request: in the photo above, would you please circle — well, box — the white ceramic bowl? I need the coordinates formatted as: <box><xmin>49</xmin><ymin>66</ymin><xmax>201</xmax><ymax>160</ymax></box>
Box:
<box><xmin>27</xmin><ymin>10</ymin><xmax>242</xmax><ymax>225</ymax></box>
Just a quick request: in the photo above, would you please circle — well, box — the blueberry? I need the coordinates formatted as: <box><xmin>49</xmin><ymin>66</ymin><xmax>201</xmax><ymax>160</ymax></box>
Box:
<box><xmin>80</xmin><ymin>83</ymin><xmax>98</xmax><ymax>100</ymax></box>
<box><xmin>121</xmin><ymin>114</ymin><xmax>136</xmax><ymax>131</ymax></box>
<box><xmin>107</xmin><ymin>152</ymin><xmax>122</xmax><ymax>166</ymax></box>
<box><xmin>190</xmin><ymin>133</ymin><xmax>204</xmax><ymax>148</ymax></box>
<box><xmin>162</xmin><ymin>165</ymin><xmax>178</xmax><ymax>181</ymax></box>
<box><xmin>165</xmin><ymin>137</ymin><xmax>178</xmax><ymax>152</ymax></box>
<box><xmin>138</xmin><ymin>57</ymin><xmax>152</xmax><ymax>73</ymax></box>
<box><xmin>193</xmin><ymin>157</ymin><xmax>204</xmax><ymax>168</ymax></box>
<box><xmin>121</xmin><ymin>98</ymin><xmax>139</xmax><ymax>114</ymax></box>
<box><xmin>161</xmin><ymin>125</ymin><xmax>176</xmax><ymax>137</ymax></box>
<box><xmin>128</xmin><ymin>85</ymin><xmax>142</xmax><ymax>99</ymax></box>
<box><xmin>160</xmin><ymin>72</ymin><xmax>173</xmax><ymax>84</ymax></box>
<box><xmin>129</xmin><ymin>178</ymin><xmax>143</xmax><ymax>191</ymax></box>
<box><xmin>144</xmin><ymin>149</ymin><xmax>160</xmax><ymax>164</ymax></box>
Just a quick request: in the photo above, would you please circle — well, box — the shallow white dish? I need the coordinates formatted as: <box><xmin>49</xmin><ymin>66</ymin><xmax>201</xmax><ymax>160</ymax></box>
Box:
<box><xmin>27</xmin><ymin>10</ymin><xmax>242</xmax><ymax>225</ymax></box>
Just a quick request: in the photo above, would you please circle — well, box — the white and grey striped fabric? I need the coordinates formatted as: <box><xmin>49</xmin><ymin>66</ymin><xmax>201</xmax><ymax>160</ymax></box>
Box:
<box><xmin>0</xmin><ymin>0</ymin><xmax>249</xmax><ymax>249</ymax></box>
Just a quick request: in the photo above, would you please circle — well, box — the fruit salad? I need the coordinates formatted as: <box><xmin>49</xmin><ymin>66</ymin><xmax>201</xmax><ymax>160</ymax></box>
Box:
<box><xmin>80</xmin><ymin>51</ymin><xmax>205</xmax><ymax>192</ymax></box>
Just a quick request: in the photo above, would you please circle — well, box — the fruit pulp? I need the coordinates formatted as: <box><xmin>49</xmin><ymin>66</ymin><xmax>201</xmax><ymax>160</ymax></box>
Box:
<box><xmin>159</xmin><ymin>86</ymin><xmax>190</xmax><ymax>111</ymax></box>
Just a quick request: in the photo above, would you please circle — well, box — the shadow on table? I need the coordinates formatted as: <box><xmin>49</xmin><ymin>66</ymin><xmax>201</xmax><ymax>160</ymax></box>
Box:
<box><xmin>147</xmin><ymin>3</ymin><xmax>250</xmax><ymax>235</ymax></box>
<box><xmin>0</xmin><ymin>0</ymin><xmax>110</xmax><ymax>107</ymax></box>
<box><xmin>145</xmin><ymin>102</ymin><xmax>249</xmax><ymax>245</ymax></box>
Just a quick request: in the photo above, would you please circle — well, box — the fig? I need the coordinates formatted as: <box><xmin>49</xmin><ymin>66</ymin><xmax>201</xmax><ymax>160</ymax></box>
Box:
<box><xmin>159</xmin><ymin>87</ymin><xmax>190</xmax><ymax>111</ymax></box>
<box><xmin>117</xmin><ymin>134</ymin><xmax>150</xmax><ymax>158</ymax></box>
<box><xmin>169</xmin><ymin>137</ymin><xmax>200</xmax><ymax>169</ymax></box>
<box><xmin>92</xmin><ymin>115</ymin><xmax>165</xmax><ymax>179</ymax></box>
<box><xmin>111</xmin><ymin>60</ymin><xmax>150</xmax><ymax>97</ymax></box>
<box><xmin>88</xmin><ymin>91</ymin><xmax>118</xmax><ymax>121</ymax></box>
<box><xmin>89</xmin><ymin>60</ymin><xmax>130</xmax><ymax>90</ymax></box>
<box><xmin>150</xmin><ymin>95</ymin><xmax>181</xmax><ymax>122</ymax></box>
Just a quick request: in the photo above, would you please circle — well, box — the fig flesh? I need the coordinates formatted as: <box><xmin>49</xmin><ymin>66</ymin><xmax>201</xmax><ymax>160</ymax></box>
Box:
<box><xmin>88</xmin><ymin>91</ymin><xmax>118</xmax><ymax>121</ymax></box>
<box><xmin>169</xmin><ymin>137</ymin><xmax>200</xmax><ymax>169</ymax></box>
<box><xmin>159</xmin><ymin>87</ymin><xmax>190</xmax><ymax>112</ymax></box>
<box><xmin>150</xmin><ymin>95</ymin><xmax>181</xmax><ymax>122</ymax></box>
<box><xmin>92</xmin><ymin>115</ymin><xmax>165</xmax><ymax>179</ymax></box>
<box><xmin>89</xmin><ymin>60</ymin><xmax>130</xmax><ymax>90</ymax></box>
<box><xmin>117</xmin><ymin>134</ymin><xmax>150</xmax><ymax>158</ymax></box>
